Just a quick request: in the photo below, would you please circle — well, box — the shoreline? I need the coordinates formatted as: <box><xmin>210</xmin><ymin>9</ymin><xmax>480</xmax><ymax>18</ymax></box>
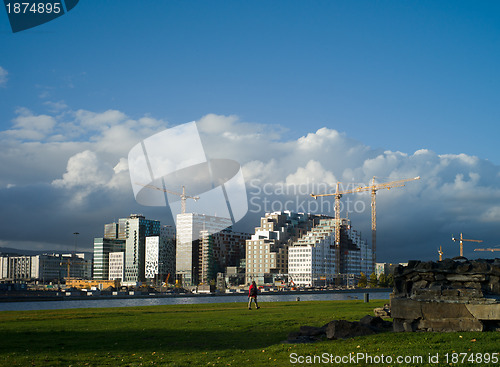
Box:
<box><xmin>0</xmin><ymin>288</ymin><xmax>391</xmax><ymax>303</ymax></box>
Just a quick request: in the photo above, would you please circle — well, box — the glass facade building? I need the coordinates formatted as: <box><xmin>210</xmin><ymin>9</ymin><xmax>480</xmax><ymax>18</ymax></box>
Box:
<box><xmin>92</xmin><ymin>238</ymin><xmax>125</xmax><ymax>280</ymax></box>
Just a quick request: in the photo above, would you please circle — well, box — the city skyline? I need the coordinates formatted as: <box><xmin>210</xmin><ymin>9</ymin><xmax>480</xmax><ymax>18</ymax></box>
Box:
<box><xmin>1</xmin><ymin>2</ymin><xmax>500</xmax><ymax>262</ymax></box>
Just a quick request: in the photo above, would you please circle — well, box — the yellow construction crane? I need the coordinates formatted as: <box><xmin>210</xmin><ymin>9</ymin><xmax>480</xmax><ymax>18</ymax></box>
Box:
<box><xmin>438</xmin><ymin>246</ymin><xmax>443</xmax><ymax>261</ymax></box>
<box><xmin>362</xmin><ymin>176</ymin><xmax>421</xmax><ymax>268</ymax></box>
<box><xmin>60</xmin><ymin>258</ymin><xmax>72</xmax><ymax>280</ymax></box>
<box><xmin>474</xmin><ymin>248</ymin><xmax>500</xmax><ymax>252</ymax></box>
<box><xmin>136</xmin><ymin>183</ymin><xmax>199</xmax><ymax>214</ymax></box>
<box><xmin>451</xmin><ymin>233</ymin><xmax>482</xmax><ymax>257</ymax></box>
<box><xmin>311</xmin><ymin>176</ymin><xmax>420</xmax><ymax>269</ymax></box>
<box><xmin>60</xmin><ymin>256</ymin><xmax>82</xmax><ymax>280</ymax></box>
<box><xmin>311</xmin><ymin>182</ymin><xmax>368</xmax><ymax>274</ymax></box>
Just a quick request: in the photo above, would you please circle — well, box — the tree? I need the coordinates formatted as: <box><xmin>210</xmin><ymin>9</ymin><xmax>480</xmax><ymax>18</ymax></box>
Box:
<box><xmin>378</xmin><ymin>273</ymin><xmax>388</xmax><ymax>288</ymax></box>
<box><xmin>357</xmin><ymin>272</ymin><xmax>367</xmax><ymax>288</ymax></box>
<box><xmin>387</xmin><ymin>273</ymin><xmax>394</xmax><ymax>288</ymax></box>
<box><xmin>369</xmin><ymin>272</ymin><xmax>378</xmax><ymax>288</ymax></box>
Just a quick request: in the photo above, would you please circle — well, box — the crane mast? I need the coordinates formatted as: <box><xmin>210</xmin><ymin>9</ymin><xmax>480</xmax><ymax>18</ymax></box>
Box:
<box><xmin>451</xmin><ymin>233</ymin><xmax>482</xmax><ymax>257</ymax></box>
<box><xmin>365</xmin><ymin>176</ymin><xmax>420</xmax><ymax>269</ymax></box>
<box><xmin>136</xmin><ymin>183</ymin><xmax>199</xmax><ymax>214</ymax></box>
<box><xmin>311</xmin><ymin>182</ymin><xmax>368</xmax><ymax>276</ymax></box>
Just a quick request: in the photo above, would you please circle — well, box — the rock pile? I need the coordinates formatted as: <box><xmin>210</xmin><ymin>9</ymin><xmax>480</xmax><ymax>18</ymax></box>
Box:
<box><xmin>391</xmin><ymin>257</ymin><xmax>500</xmax><ymax>332</ymax></box>
<box><xmin>284</xmin><ymin>315</ymin><xmax>392</xmax><ymax>344</ymax></box>
<box><xmin>373</xmin><ymin>303</ymin><xmax>391</xmax><ymax>318</ymax></box>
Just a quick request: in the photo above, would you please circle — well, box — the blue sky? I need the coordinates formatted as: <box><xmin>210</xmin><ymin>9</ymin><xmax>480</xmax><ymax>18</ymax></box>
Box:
<box><xmin>1</xmin><ymin>1</ymin><xmax>500</xmax><ymax>261</ymax></box>
<box><xmin>2</xmin><ymin>1</ymin><xmax>500</xmax><ymax>158</ymax></box>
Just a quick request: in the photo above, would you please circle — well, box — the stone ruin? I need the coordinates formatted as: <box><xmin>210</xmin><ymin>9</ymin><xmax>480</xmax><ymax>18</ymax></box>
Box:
<box><xmin>391</xmin><ymin>257</ymin><xmax>500</xmax><ymax>332</ymax></box>
<box><xmin>285</xmin><ymin>315</ymin><xmax>392</xmax><ymax>344</ymax></box>
<box><xmin>284</xmin><ymin>257</ymin><xmax>500</xmax><ymax>343</ymax></box>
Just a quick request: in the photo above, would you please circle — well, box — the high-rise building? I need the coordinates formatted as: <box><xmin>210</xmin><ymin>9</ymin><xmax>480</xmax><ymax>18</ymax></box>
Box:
<box><xmin>145</xmin><ymin>225</ymin><xmax>176</xmax><ymax>284</ymax></box>
<box><xmin>124</xmin><ymin>214</ymin><xmax>160</xmax><ymax>283</ymax></box>
<box><xmin>96</xmin><ymin>214</ymin><xmax>160</xmax><ymax>284</ymax></box>
<box><xmin>176</xmin><ymin>213</ymin><xmax>232</xmax><ymax>286</ymax></box>
<box><xmin>93</xmin><ymin>238</ymin><xmax>125</xmax><ymax>280</ymax></box>
<box><xmin>108</xmin><ymin>252</ymin><xmax>124</xmax><ymax>281</ymax></box>
<box><xmin>245</xmin><ymin>211</ymin><xmax>325</xmax><ymax>284</ymax></box>
<box><xmin>198</xmin><ymin>228</ymin><xmax>250</xmax><ymax>284</ymax></box>
<box><xmin>104</xmin><ymin>218</ymin><xmax>128</xmax><ymax>240</ymax></box>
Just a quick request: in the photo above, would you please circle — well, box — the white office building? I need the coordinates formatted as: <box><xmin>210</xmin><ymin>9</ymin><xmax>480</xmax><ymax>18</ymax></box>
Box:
<box><xmin>108</xmin><ymin>252</ymin><xmax>124</xmax><ymax>281</ymax></box>
<box><xmin>176</xmin><ymin>213</ymin><xmax>232</xmax><ymax>286</ymax></box>
<box><xmin>123</xmin><ymin>214</ymin><xmax>161</xmax><ymax>284</ymax></box>
<box><xmin>145</xmin><ymin>226</ymin><xmax>176</xmax><ymax>283</ymax></box>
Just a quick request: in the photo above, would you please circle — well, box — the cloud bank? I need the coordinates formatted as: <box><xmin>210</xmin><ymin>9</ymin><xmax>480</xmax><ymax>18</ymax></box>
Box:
<box><xmin>1</xmin><ymin>108</ymin><xmax>500</xmax><ymax>262</ymax></box>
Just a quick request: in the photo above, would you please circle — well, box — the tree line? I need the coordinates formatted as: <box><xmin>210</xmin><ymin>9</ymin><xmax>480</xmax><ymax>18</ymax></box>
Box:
<box><xmin>357</xmin><ymin>272</ymin><xmax>394</xmax><ymax>288</ymax></box>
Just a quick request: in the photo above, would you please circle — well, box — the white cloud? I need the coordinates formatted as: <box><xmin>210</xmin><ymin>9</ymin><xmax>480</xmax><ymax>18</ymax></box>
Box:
<box><xmin>3</xmin><ymin>108</ymin><xmax>57</xmax><ymax>140</ymax></box>
<box><xmin>0</xmin><ymin>66</ymin><xmax>7</xmax><ymax>87</ymax></box>
<box><xmin>52</xmin><ymin>150</ymin><xmax>114</xmax><ymax>189</ymax></box>
<box><xmin>75</xmin><ymin>109</ymin><xmax>127</xmax><ymax>130</ymax></box>
<box><xmin>2</xmin><ymin>110</ymin><xmax>500</xmax><ymax>261</ymax></box>
<box><xmin>43</xmin><ymin>100</ymin><xmax>68</xmax><ymax>112</ymax></box>
<box><xmin>286</xmin><ymin>160</ymin><xmax>337</xmax><ymax>185</ymax></box>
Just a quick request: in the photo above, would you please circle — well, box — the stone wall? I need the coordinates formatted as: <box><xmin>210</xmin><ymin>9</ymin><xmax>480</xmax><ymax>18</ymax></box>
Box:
<box><xmin>391</xmin><ymin>257</ymin><xmax>500</xmax><ymax>332</ymax></box>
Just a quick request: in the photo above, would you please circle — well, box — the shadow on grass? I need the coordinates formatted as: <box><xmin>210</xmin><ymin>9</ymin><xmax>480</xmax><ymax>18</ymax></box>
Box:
<box><xmin>0</xmin><ymin>326</ymin><xmax>289</xmax><ymax>354</ymax></box>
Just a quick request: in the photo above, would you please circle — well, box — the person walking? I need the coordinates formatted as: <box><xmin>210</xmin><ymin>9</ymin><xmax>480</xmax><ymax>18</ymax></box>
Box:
<box><xmin>248</xmin><ymin>281</ymin><xmax>260</xmax><ymax>310</ymax></box>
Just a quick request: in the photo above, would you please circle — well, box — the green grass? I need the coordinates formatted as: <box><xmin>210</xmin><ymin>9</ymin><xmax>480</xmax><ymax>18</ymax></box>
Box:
<box><xmin>0</xmin><ymin>300</ymin><xmax>498</xmax><ymax>366</ymax></box>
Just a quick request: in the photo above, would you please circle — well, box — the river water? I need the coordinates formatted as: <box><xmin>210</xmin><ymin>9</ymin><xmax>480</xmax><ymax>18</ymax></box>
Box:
<box><xmin>0</xmin><ymin>291</ymin><xmax>390</xmax><ymax>312</ymax></box>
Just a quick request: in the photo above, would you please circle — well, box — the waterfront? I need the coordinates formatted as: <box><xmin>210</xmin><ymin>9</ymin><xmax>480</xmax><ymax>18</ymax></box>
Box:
<box><xmin>0</xmin><ymin>290</ymin><xmax>390</xmax><ymax>311</ymax></box>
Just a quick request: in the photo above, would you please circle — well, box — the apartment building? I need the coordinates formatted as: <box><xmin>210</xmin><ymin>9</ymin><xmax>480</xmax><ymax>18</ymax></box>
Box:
<box><xmin>288</xmin><ymin>218</ymin><xmax>374</xmax><ymax>287</ymax></box>
<box><xmin>245</xmin><ymin>211</ymin><xmax>325</xmax><ymax>285</ymax></box>
<box><xmin>198</xmin><ymin>228</ymin><xmax>249</xmax><ymax>284</ymax></box>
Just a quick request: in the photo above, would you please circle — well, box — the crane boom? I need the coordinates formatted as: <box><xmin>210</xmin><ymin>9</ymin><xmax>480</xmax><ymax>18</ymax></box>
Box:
<box><xmin>310</xmin><ymin>176</ymin><xmax>420</xmax><ymax>272</ymax></box>
<box><xmin>474</xmin><ymin>248</ymin><xmax>500</xmax><ymax>252</ymax></box>
<box><xmin>136</xmin><ymin>183</ymin><xmax>199</xmax><ymax>214</ymax></box>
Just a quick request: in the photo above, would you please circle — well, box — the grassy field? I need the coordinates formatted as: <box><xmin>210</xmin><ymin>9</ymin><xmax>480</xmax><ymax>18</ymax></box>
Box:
<box><xmin>0</xmin><ymin>300</ymin><xmax>499</xmax><ymax>366</ymax></box>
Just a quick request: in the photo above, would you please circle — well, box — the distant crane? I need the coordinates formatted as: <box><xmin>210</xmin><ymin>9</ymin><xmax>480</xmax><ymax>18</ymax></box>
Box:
<box><xmin>60</xmin><ymin>256</ymin><xmax>82</xmax><ymax>280</ymax></box>
<box><xmin>311</xmin><ymin>176</ymin><xmax>420</xmax><ymax>269</ymax></box>
<box><xmin>60</xmin><ymin>258</ymin><xmax>72</xmax><ymax>280</ymax></box>
<box><xmin>438</xmin><ymin>246</ymin><xmax>443</xmax><ymax>261</ymax></box>
<box><xmin>474</xmin><ymin>248</ymin><xmax>500</xmax><ymax>252</ymax></box>
<box><xmin>136</xmin><ymin>183</ymin><xmax>199</xmax><ymax>214</ymax></box>
<box><xmin>451</xmin><ymin>233</ymin><xmax>482</xmax><ymax>257</ymax></box>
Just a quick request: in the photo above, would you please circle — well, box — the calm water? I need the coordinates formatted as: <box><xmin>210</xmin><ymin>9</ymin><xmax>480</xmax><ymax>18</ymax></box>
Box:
<box><xmin>0</xmin><ymin>291</ymin><xmax>390</xmax><ymax>312</ymax></box>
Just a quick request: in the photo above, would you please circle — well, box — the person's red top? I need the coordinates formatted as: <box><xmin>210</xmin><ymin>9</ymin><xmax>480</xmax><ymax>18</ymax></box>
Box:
<box><xmin>248</xmin><ymin>283</ymin><xmax>257</xmax><ymax>297</ymax></box>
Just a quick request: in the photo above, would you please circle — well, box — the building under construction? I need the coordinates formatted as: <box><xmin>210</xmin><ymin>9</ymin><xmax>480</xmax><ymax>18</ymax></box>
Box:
<box><xmin>245</xmin><ymin>211</ymin><xmax>329</xmax><ymax>285</ymax></box>
<box><xmin>198</xmin><ymin>228</ymin><xmax>250</xmax><ymax>284</ymax></box>
<box><xmin>246</xmin><ymin>211</ymin><xmax>373</xmax><ymax>286</ymax></box>
<box><xmin>288</xmin><ymin>217</ymin><xmax>373</xmax><ymax>287</ymax></box>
